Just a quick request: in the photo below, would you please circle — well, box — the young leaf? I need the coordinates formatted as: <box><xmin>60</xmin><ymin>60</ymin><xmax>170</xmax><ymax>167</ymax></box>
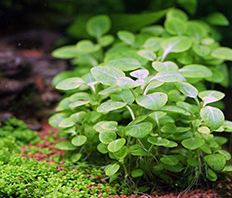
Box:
<box><xmin>154</xmin><ymin>71</ymin><xmax>186</xmax><ymax>82</ymax></box>
<box><xmin>86</xmin><ymin>15</ymin><xmax>111</xmax><ymax>39</ymax></box>
<box><xmin>164</xmin><ymin>19</ymin><xmax>185</xmax><ymax>36</ymax></box>
<box><xmin>55</xmin><ymin>141</ymin><xmax>76</xmax><ymax>151</ymax></box>
<box><xmin>56</xmin><ymin>77</ymin><xmax>85</xmax><ymax>90</ymax></box>
<box><xmin>76</xmin><ymin>40</ymin><xmax>101</xmax><ymax>54</ymax></box>
<box><xmin>181</xmin><ymin>137</ymin><xmax>205</xmax><ymax>150</ymax></box>
<box><xmin>70</xmin><ymin>111</ymin><xmax>87</xmax><ymax>123</ymax></box>
<box><xmin>166</xmin><ymin>8</ymin><xmax>188</xmax><ymax>21</ymax></box>
<box><xmin>105</xmin><ymin>58</ymin><xmax>142</xmax><ymax>71</ymax></box>
<box><xmin>99</xmin><ymin>35</ymin><xmax>115</xmax><ymax>47</ymax></box>
<box><xmin>93</xmin><ymin>121</ymin><xmax>118</xmax><ymax>133</ymax></box>
<box><xmin>113</xmin><ymin>146</ymin><xmax>128</xmax><ymax>159</ymax></box>
<box><xmin>91</xmin><ymin>66</ymin><xmax>125</xmax><ymax>86</ymax></box>
<box><xmin>131</xmin><ymin>169</ymin><xmax>144</xmax><ymax>178</ymax></box>
<box><xmin>223</xmin><ymin>120</ymin><xmax>232</xmax><ymax>132</ymax></box>
<box><xmin>140</xmin><ymin>25</ymin><xmax>164</xmax><ymax>36</ymax></box>
<box><xmin>117</xmin><ymin>30</ymin><xmax>135</xmax><ymax>46</ymax></box>
<box><xmin>199</xmin><ymin>90</ymin><xmax>225</xmax><ymax>106</ymax></box>
<box><xmin>97</xmin><ymin>143</ymin><xmax>109</xmax><ymax>154</ymax></box>
<box><xmin>130</xmin><ymin>69</ymin><xmax>149</xmax><ymax>79</ymax></box>
<box><xmin>161</xmin><ymin>123</ymin><xmax>177</xmax><ymax>133</ymax></box>
<box><xmin>111</xmin><ymin>89</ymin><xmax>134</xmax><ymax>104</ymax></box>
<box><xmin>125</xmin><ymin>122</ymin><xmax>153</xmax><ymax>138</ymax></box>
<box><xmin>200</xmin><ymin>106</ymin><xmax>224</xmax><ymax>130</ymax></box>
<box><xmin>117</xmin><ymin>77</ymin><xmax>144</xmax><ymax>89</ymax></box>
<box><xmin>97</xmin><ymin>100</ymin><xmax>127</xmax><ymax>113</ymax></box>
<box><xmin>217</xmin><ymin>150</ymin><xmax>231</xmax><ymax>161</ymax></box>
<box><xmin>142</xmin><ymin>37</ymin><xmax>162</xmax><ymax>51</ymax></box>
<box><xmin>206</xmin><ymin>12</ymin><xmax>229</xmax><ymax>26</ymax></box>
<box><xmin>99</xmin><ymin>131</ymin><xmax>117</xmax><ymax>144</ymax></box>
<box><xmin>71</xmin><ymin>153</ymin><xmax>82</xmax><ymax>162</ymax></box>
<box><xmin>175</xmin><ymin>81</ymin><xmax>198</xmax><ymax>98</ymax></box>
<box><xmin>69</xmin><ymin>100</ymin><xmax>90</xmax><ymax>109</ymax></box>
<box><xmin>107</xmin><ymin>138</ymin><xmax>126</xmax><ymax>152</ymax></box>
<box><xmin>160</xmin><ymin>155</ymin><xmax>179</xmax><ymax>166</ymax></box>
<box><xmin>186</xmin><ymin>22</ymin><xmax>207</xmax><ymax>39</ymax></box>
<box><xmin>179</xmin><ymin>65</ymin><xmax>212</xmax><ymax>78</ymax></box>
<box><xmin>148</xmin><ymin>136</ymin><xmax>170</xmax><ymax>146</ymax></box>
<box><xmin>136</xmin><ymin>92</ymin><xmax>168</xmax><ymax>110</ymax></box>
<box><xmin>58</xmin><ymin>118</ymin><xmax>75</xmax><ymax>128</ymax></box>
<box><xmin>105</xmin><ymin>163</ymin><xmax>120</xmax><ymax>176</ymax></box>
<box><xmin>211</xmin><ymin>47</ymin><xmax>232</xmax><ymax>61</ymax></box>
<box><xmin>204</xmin><ymin>154</ymin><xmax>226</xmax><ymax>171</ymax></box>
<box><xmin>129</xmin><ymin>145</ymin><xmax>150</xmax><ymax>156</ymax></box>
<box><xmin>193</xmin><ymin>43</ymin><xmax>210</xmax><ymax>57</ymax></box>
<box><xmin>161</xmin><ymin>36</ymin><xmax>192</xmax><ymax>61</ymax></box>
<box><xmin>71</xmin><ymin>135</ymin><xmax>87</xmax><ymax>146</ymax></box>
<box><xmin>161</xmin><ymin>106</ymin><xmax>191</xmax><ymax>116</ymax></box>
<box><xmin>52</xmin><ymin>45</ymin><xmax>79</xmax><ymax>59</ymax></box>
<box><xmin>137</xmin><ymin>50</ymin><xmax>156</xmax><ymax>61</ymax></box>
<box><xmin>49</xmin><ymin>113</ymin><xmax>69</xmax><ymax>129</ymax></box>
<box><xmin>152</xmin><ymin>61</ymin><xmax>178</xmax><ymax>72</ymax></box>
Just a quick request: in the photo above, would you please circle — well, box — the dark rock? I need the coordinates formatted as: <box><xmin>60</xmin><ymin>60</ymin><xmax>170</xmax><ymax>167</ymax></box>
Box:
<box><xmin>0</xmin><ymin>111</ymin><xmax>13</xmax><ymax>122</ymax></box>
<box><xmin>22</xmin><ymin>118</ymin><xmax>42</xmax><ymax>131</ymax></box>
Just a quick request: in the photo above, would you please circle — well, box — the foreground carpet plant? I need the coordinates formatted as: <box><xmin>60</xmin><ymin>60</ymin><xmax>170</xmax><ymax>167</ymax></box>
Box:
<box><xmin>49</xmin><ymin>8</ymin><xmax>232</xmax><ymax>189</ymax></box>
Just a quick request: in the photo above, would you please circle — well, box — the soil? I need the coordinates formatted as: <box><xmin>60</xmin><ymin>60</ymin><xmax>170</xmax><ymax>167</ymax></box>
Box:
<box><xmin>18</xmin><ymin>119</ymin><xmax>230</xmax><ymax>198</ymax></box>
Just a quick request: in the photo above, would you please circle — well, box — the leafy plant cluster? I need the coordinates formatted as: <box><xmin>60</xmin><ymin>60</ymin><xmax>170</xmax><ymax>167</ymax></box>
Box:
<box><xmin>50</xmin><ymin>8</ymin><xmax>232</xmax><ymax>187</ymax></box>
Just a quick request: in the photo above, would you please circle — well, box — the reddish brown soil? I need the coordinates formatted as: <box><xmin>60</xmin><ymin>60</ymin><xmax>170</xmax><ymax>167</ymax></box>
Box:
<box><xmin>20</xmin><ymin>120</ymin><xmax>229</xmax><ymax>198</ymax></box>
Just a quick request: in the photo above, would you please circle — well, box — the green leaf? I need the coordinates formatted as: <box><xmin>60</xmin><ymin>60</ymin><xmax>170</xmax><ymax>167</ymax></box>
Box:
<box><xmin>217</xmin><ymin>150</ymin><xmax>231</xmax><ymax>161</ymax></box>
<box><xmin>148</xmin><ymin>136</ymin><xmax>170</xmax><ymax>146</ymax></box>
<box><xmin>117</xmin><ymin>77</ymin><xmax>144</xmax><ymax>89</ymax></box>
<box><xmin>55</xmin><ymin>141</ymin><xmax>76</xmax><ymax>151</ymax></box>
<box><xmin>99</xmin><ymin>86</ymin><xmax>121</xmax><ymax>95</ymax></box>
<box><xmin>186</xmin><ymin>22</ymin><xmax>207</xmax><ymax>39</ymax></box>
<box><xmin>113</xmin><ymin>146</ymin><xmax>128</xmax><ymax>159</ymax></box>
<box><xmin>137</xmin><ymin>50</ymin><xmax>156</xmax><ymax>61</ymax></box>
<box><xmin>56</xmin><ymin>77</ymin><xmax>85</xmax><ymax>90</ymax></box>
<box><xmin>206</xmin><ymin>168</ymin><xmax>217</xmax><ymax>181</ymax></box>
<box><xmin>199</xmin><ymin>90</ymin><xmax>225</xmax><ymax>106</ymax></box>
<box><xmin>91</xmin><ymin>66</ymin><xmax>125</xmax><ymax>86</ymax></box>
<box><xmin>204</xmin><ymin>154</ymin><xmax>226</xmax><ymax>171</ymax></box>
<box><xmin>69</xmin><ymin>100</ymin><xmax>90</xmax><ymax>109</ymax></box>
<box><xmin>222</xmin><ymin>164</ymin><xmax>232</xmax><ymax>172</ymax></box>
<box><xmin>160</xmin><ymin>155</ymin><xmax>179</xmax><ymax>166</ymax></box>
<box><xmin>205</xmin><ymin>68</ymin><xmax>224</xmax><ymax>83</ymax></box>
<box><xmin>52</xmin><ymin>45</ymin><xmax>78</xmax><ymax>59</ymax></box>
<box><xmin>76</xmin><ymin>40</ymin><xmax>101</xmax><ymax>54</ymax></box>
<box><xmin>198</xmin><ymin>126</ymin><xmax>210</xmax><ymax>134</ymax></box>
<box><xmin>161</xmin><ymin>123</ymin><xmax>177</xmax><ymax>133</ymax></box>
<box><xmin>99</xmin><ymin>35</ymin><xmax>115</xmax><ymax>47</ymax></box>
<box><xmin>71</xmin><ymin>135</ymin><xmax>87</xmax><ymax>146</ymax></box>
<box><xmin>105</xmin><ymin>163</ymin><xmax>120</xmax><ymax>176</ymax></box>
<box><xmin>71</xmin><ymin>153</ymin><xmax>82</xmax><ymax>162</ymax></box>
<box><xmin>142</xmin><ymin>37</ymin><xmax>162</xmax><ymax>51</ymax></box>
<box><xmin>206</xmin><ymin>12</ymin><xmax>229</xmax><ymax>26</ymax></box>
<box><xmin>70</xmin><ymin>111</ymin><xmax>86</xmax><ymax>123</ymax></box>
<box><xmin>164</xmin><ymin>141</ymin><xmax>178</xmax><ymax>148</ymax></box>
<box><xmin>175</xmin><ymin>82</ymin><xmax>198</xmax><ymax>98</ymax></box>
<box><xmin>58</xmin><ymin>118</ymin><xmax>75</xmax><ymax>128</ymax></box>
<box><xmin>177</xmin><ymin>0</ymin><xmax>197</xmax><ymax>15</ymax></box>
<box><xmin>99</xmin><ymin>131</ymin><xmax>117</xmax><ymax>144</ymax></box>
<box><xmin>200</xmin><ymin>106</ymin><xmax>224</xmax><ymax>130</ymax></box>
<box><xmin>152</xmin><ymin>61</ymin><xmax>178</xmax><ymax>72</ymax></box>
<box><xmin>187</xmin><ymin>157</ymin><xmax>199</xmax><ymax>167</ymax></box>
<box><xmin>97</xmin><ymin>143</ymin><xmax>108</xmax><ymax>154</ymax></box>
<box><xmin>161</xmin><ymin>106</ymin><xmax>191</xmax><ymax>116</ymax></box>
<box><xmin>130</xmin><ymin>69</ymin><xmax>149</xmax><ymax>79</ymax></box>
<box><xmin>164</xmin><ymin>19</ymin><xmax>185</xmax><ymax>36</ymax></box>
<box><xmin>117</xmin><ymin>31</ymin><xmax>135</xmax><ymax>46</ymax></box>
<box><xmin>141</xmin><ymin>25</ymin><xmax>164</xmax><ymax>36</ymax></box>
<box><xmin>136</xmin><ymin>92</ymin><xmax>168</xmax><ymax>110</ymax></box>
<box><xmin>161</xmin><ymin>36</ymin><xmax>192</xmax><ymax>61</ymax></box>
<box><xmin>166</xmin><ymin>9</ymin><xmax>188</xmax><ymax>21</ymax></box>
<box><xmin>86</xmin><ymin>15</ymin><xmax>111</xmax><ymax>38</ymax></box>
<box><xmin>105</xmin><ymin>58</ymin><xmax>142</xmax><ymax>71</ymax></box>
<box><xmin>211</xmin><ymin>47</ymin><xmax>232</xmax><ymax>61</ymax></box>
<box><xmin>192</xmin><ymin>43</ymin><xmax>210</xmax><ymax>57</ymax></box>
<box><xmin>97</xmin><ymin>100</ymin><xmax>127</xmax><ymax>113</ymax></box>
<box><xmin>154</xmin><ymin>71</ymin><xmax>186</xmax><ymax>82</ymax></box>
<box><xmin>223</xmin><ymin>120</ymin><xmax>232</xmax><ymax>132</ymax></box>
<box><xmin>125</xmin><ymin>122</ymin><xmax>153</xmax><ymax>138</ymax></box>
<box><xmin>108</xmin><ymin>138</ymin><xmax>126</xmax><ymax>152</ymax></box>
<box><xmin>93</xmin><ymin>121</ymin><xmax>118</xmax><ymax>133</ymax></box>
<box><xmin>130</xmin><ymin>145</ymin><xmax>150</xmax><ymax>156</ymax></box>
<box><xmin>181</xmin><ymin>138</ymin><xmax>205</xmax><ymax>150</ymax></box>
<box><xmin>49</xmin><ymin>113</ymin><xmax>69</xmax><ymax>129</ymax></box>
<box><xmin>179</xmin><ymin>65</ymin><xmax>212</xmax><ymax>78</ymax></box>
<box><xmin>131</xmin><ymin>169</ymin><xmax>144</xmax><ymax>178</ymax></box>
<box><xmin>111</xmin><ymin>89</ymin><xmax>134</xmax><ymax>104</ymax></box>
<box><xmin>69</xmin><ymin>92</ymin><xmax>92</xmax><ymax>101</ymax></box>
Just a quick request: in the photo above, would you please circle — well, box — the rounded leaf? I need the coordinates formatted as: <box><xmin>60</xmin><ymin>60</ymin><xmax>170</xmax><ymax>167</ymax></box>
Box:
<box><xmin>131</xmin><ymin>169</ymin><xmax>144</xmax><ymax>178</ymax></box>
<box><xmin>199</xmin><ymin>90</ymin><xmax>225</xmax><ymax>106</ymax></box>
<box><xmin>49</xmin><ymin>113</ymin><xmax>69</xmax><ymax>129</ymax></box>
<box><xmin>99</xmin><ymin>131</ymin><xmax>117</xmax><ymax>144</ymax></box>
<box><xmin>136</xmin><ymin>92</ymin><xmax>168</xmax><ymax>110</ymax></box>
<box><xmin>175</xmin><ymin>82</ymin><xmax>198</xmax><ymax>98</ymax></box>
<box><xmin>160</xmin><ymin>155</ymin><xmax>179</xmax><ymax>166</ymax></box>
<box><xmin>137</xmin><ymin>50</ymin><xmax>156</xmax><ymax>61</ymax></box>
<box><xmin>211</xmin><ymin>47</ymin><xmax>232</xmax><ymax>61</ymax></box>
<box><xmin>117</xmin><ymin>77</ymin><xmax>144</xmax><ymax>89</ymax></box>
<box><xmin>181</xmin><ymin>137</ymin><xmax>205</xmax><ymax>150</ymax></box>
<box><xmin>91</xmin><ymin>66</ymin><xmax>125</xmax><ymax>86</ymax></box>
<box><xmin>52</xmin><ymin>45</ymin><xmax>78</xmax><ymax>59</ymax></box>
<box><xmin>113</xmin><ymin>146</ymin><xmax>128</xmax><ymax>159</ymax></box>
<box><xmin>107</xmin><ymin>138</ymin><xmax>126</xmax><ymax>152</ymax></box>
<box><xmin>105</xmin><ymin>163</ymin><xmax>120</xmax><ymax>176</ymax></box>
<box><xmin>148</xmin><ymin>136</ymin><xmax>170</xmax><ymax>146</ymax></box>
<box><xmin>58</xmin><ymin>118</ymin><xmax>75</xmax><ymax>128</ymax></box>
<box><xmin>56</xmin><ymin>77</ymin><xmax>85</xmax><ymax>90</ymax></box>
<box><xmin>179</xmin><ymin>65</ymin><xmax>212</xmax><ymax>78</ymax></box>
<box><xmin>117</xmin><ymin>30</ymin><xmax>135</xmax><ymax>46</ymax></box>
<box><xmin>200</xmin><ymin>106</ymin><xmax>224</xmax><ymax>130</ymax></box>
<box><xmin>204</xmin><ymin>154</ymin><xmax>226</xmax><ymax>171</ymax></box>
<box><xmin>97</xmin><ymin>143</ymin><xmax>109</xmax><ymax>154</ymax></box>
<box><xmin>55</xmin><ymin>141</ymin><xmax>76</xmax><ymax>151</ymax></box>
<box><xmin>86</xmin><ymin>15</ymin><xmax>111</xmax><ymax>38</ymax></box>
<box><xmin>130</xmin><ymin>69</ymin><xmax>149</xmax><ymax>79</ymax></box>
<box><xmin>154</xmin><ymin>71</ymin><xmax>186</xmax><ymax>82</ymax></box>
<box><xmin>97</xmin><ymin>100</ymin><xmax>127</xmax><ymax>113</ymax></box>
<box><xmin>125</xmin><ymin>122</ymin><xmax>153</xmax><ymax>138</ymax></box>
<box><xmin>71</xmin><ymin>135</ymin><xmax>87</xmax><ymax>146</ymax></box>
<box><xmin>152</xmin><ymin>61</ymin><xmax>178</xmax><ymax>72</ymax></box>
<box><xmin>105</xmin><ymin>58</ymin><xmax>142</xmax><ymax>71</ymax></box>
